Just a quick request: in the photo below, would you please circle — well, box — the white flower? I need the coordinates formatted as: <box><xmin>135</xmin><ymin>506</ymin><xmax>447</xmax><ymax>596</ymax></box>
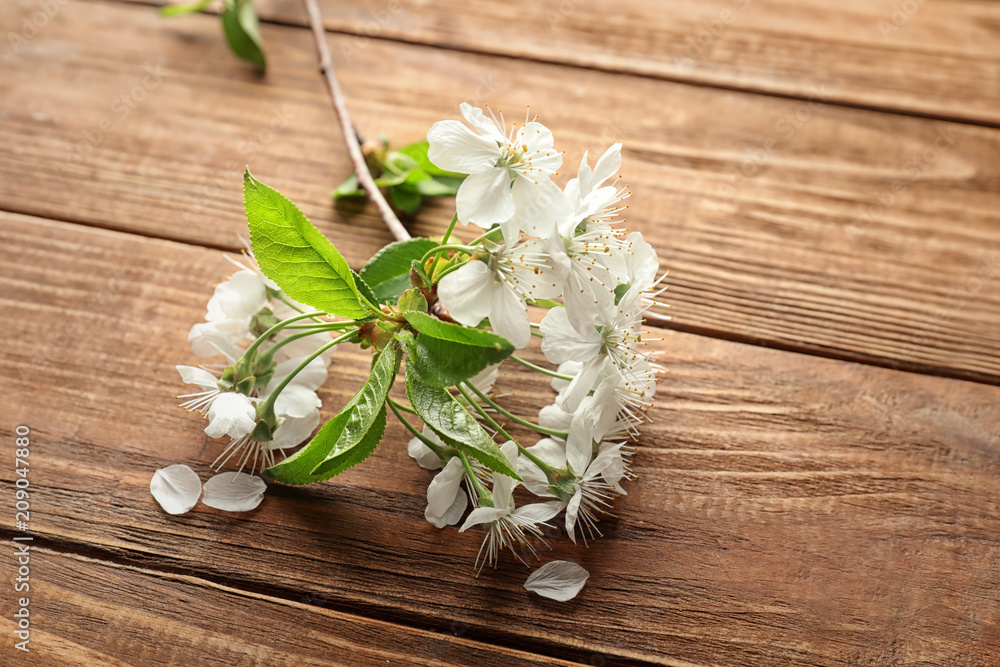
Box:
<box><xmin>202</xmin><ymin>471</ymin><xmax>266</xmax><ymax>512</ymax></box>
<box><xmin>563</xmin><ymin>143</ymin><xmax>630</xmax><ymax>235</ymax></box>
<box><xmin>458</xmin><ymin>442</ymin><xmax>562</xmax><ymax>573</ymax></box>
<box><xmin>188</xmin><ymin>319</ymin><xmax>248</xmax><ymax>361</ymax></box>
<box><xmin>204</xmin><ymin>392</ymin><xmax>257</xmax><ymax>440</ymax></box>
<box><xmin>207</xmin><ymin>269</ymin><xmax>268</xmax><ymax>322</ymax></box>
<box><xmin>408</xmin><ymin>427</ymin><xmax>447</xmax><ymax>470</ymax></box>
<box><xmin>427</xmin><ymin>103</ymin><xmax>563</xmax><ymax>228</ymax></box>
<box><xmin>438</xmin><ymin>241</ymin><xmax>560</xmax><ymax>349</ymax></box>
<box><xmin>424</xmin><ymin>456</ymin><xmax>470</xmax><ymax>528</ymax></box>
<box><xmin>150</xmin><ymin>465</ymin><xmax>202</xmax><ymax>515</ymax></box>
<box><xmin>523</xmin><ymin>561</ymin><xmax>589</xmax><ymax>602</ymax></box>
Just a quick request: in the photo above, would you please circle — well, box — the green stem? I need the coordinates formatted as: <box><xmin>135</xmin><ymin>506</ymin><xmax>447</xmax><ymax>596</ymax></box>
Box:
<box><xmin>256</xmin><ymin>325</ymin><xmax>351</xmax><ymax>366</ymax></box>
<box><xmin>457</xmin><ymin>451</ymin><xmax>490</xmax><ymax>501</ymax></box>
<box><xmin>462</xmin><ymin>381</ymin><xmax>568</xmax><ymax>439</ymax></box>
<box><xmin>431</xmin><ymin>259</ymin><xmax>468</xmax><ymax>284</ymax></box>
<box><xmin>387</xmin><ymin>399</ymin><xmax>448</xmax><ymax>459</ymax></box>
<box><xmin>510</xmin><ymin>355</ymin><xmax>574</xmax><ymax>381</ymax></box>
<box><xmin>257</xmin><ymin>330</ymin><xmax>357</xmax><ymax>414</ymax></box>
<box><xmin>421</xmin><ymin>243</ymin><xmax>475</xmax><ymax>263</ymax></box>
<box><xmin>440</xmin><ymin>213</ymin><xmax>459</xmax><ymax>245</ymax></box>
<box><xmin>244</xmin><ymin>311</ymin><xmax>328</xmax><ymax>358</ymax></box>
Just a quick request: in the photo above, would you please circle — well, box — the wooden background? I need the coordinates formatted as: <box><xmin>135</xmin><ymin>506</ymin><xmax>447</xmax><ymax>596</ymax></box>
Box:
<box><xmin>1</xmin><ymin>0</ymin><xmax>999</xmax><ymax>664</ymax></box>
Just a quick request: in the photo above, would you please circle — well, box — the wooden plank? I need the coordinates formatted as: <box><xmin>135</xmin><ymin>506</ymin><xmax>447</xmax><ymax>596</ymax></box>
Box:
<box><xmin>1</xmin><ymin>549</ymin><xmax>577</xmax><ymax>666</ymax></box>
<box><xmin>3</xmin><ymin>2</ymin><xmax>1000</xmax><ymax>380</ymax></box>
<box><xmin>3</xmin><ymin>212</ymin><xmax>999</xmax><ymax>666</ymax></box>
<box><xmin>122</xmin><ymin>0</ymin><xmax>1000</xmax><ymax>126</ymax></box>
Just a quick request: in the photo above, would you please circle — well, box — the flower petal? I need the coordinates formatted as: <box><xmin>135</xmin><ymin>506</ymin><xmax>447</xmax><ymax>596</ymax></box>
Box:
<box><xmin>457</xmin><ymin>167</ymin><xmax>516</xmax><ymax>227</ymax></box>
<box><xmin>427</xmin><ymin>120</ymin><xmax>499</xmax><ymax>174</ymax></box>
<box><xmin>540</xmin><ymin>307</ymin><xmax>602</xmax><ymax>365</ymax></box>
<box><xmin>438</xmin><ymin>260</ymin><xmax>496</xmax><ymax>327</ymax></box>
<box><xmin>565</xmin><ymin>487</ymin><xmax>583</xmax><ymax>544</ymax></box>
<box><xmin>459</xmin><ymin>506</ymin><xmax>509</xmax><ymax>532</ymax></box>
<box><xmin>591</xmin><ymin>143</ymin><xmax>622</xmax><ymax>189</ymax></box>
<box><xmin>202</xmin><ymin>472</ymin><xmax>267</xmax><ymax>512</ymax></box>
<box><xmin>176</xmin><ymin>365</ymin><xmax>218</xmax><ymax>390</ymax></box>
<box><xmin>426</xmin><ymin>457</ymin><xmax>467</xmax><ymax>519</ymax></box>
<box><xmin>517</xmin><ymin>500</ymin><xmax>565</xmax><ymax>523</ymax></box>
<box><xmin>204</xmin><ymin>392</ymin><xmax>257</xmax><ymax>439</ymax></box>
<box><xmin>459</xmin><ymin>103</ymin><xmax>505</xmax><ymax>142</ymax></box>
<box><xmin>488</xmin><ymin>280</ymin><xmax>531</xmax><ymax>349</ymax></box>
<box><xmin>408</xmin><ymin>430</ymin><xmax>444</xmax><ymax>470</ymax></box>
<box><xmin>523</xmin><ymin>560</ymin><xmax>590</xmax><ymax>602</ymax></box>
<box><xmin>150</xmin><ymin>465</ymin><xmax>202</xmax><ymax>515</ymax></box>
<box><xmin>267</xmin><ymin>408</ymin><xmax>320</xmax><ymax>450</ymax></box>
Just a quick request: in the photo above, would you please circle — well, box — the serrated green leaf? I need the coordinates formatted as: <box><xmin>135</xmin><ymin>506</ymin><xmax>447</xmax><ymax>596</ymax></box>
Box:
<box><xmin>220</xmin><ymin>0</ymin><xmax>266</xmax><ymax>70</ymax></box>
<box><xmin>410</xmin><ymin>259</ymin><xmax>431</xmax><ymax>289</ymax></box>
<box><xmin>353</xmin><ymin>270</ymin><xmax>379</xmax><ymax>311</ymax></box>
<box><xmin>389</xmin><ymin>185</ymin><xmax>422</xmax><ymax>214</ymax></box>
<box><xmin>359</xmin><ymin>238</ymin><xmax>438</xmax><ymax>303</ymax></box>
<box><xmin>245</xmin><ymin>170</ymin><xmax>371</xmax><ymax>318</ymax></box>
<box><xmin>402</xmin><ymin>311</ymin><xmax>513</xmax><ymax>387</ymax></box>
<box><xmin>159</xmin><ymin>0</ymin><xmax>213</xmax><ymax>17</ymax></box>
<box><xmin>265</xmin><ymin>345</ymin><xmax>399</xmax><ymax>484</ymax></box>
<box><xmin>333</xmin><ymin>172</ymin><xmax>365</xmax><ymax>198</ymax></box>
<box><xmin>405</xmin><ymin>362</ymin><xmax>520</xmax><ymax>479</ymax></box>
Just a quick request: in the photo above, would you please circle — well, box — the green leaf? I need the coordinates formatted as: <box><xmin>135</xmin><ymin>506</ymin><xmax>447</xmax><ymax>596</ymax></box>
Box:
<box><xmin>405</xmin><ymin>362</ymin><xmax>520</xmax><ymax>479</ymax></box>
<box><xmin>414</xmin><ymin>177</ymin><xmax>458</xmax><ymax>197</ymax></box>
<box><xmin>244</xmin><ymin>169</ymin><xmax>371</xmax><ymax>318</ymax></box>
<box><xmin>159</xmin><ymin>0</ymin><xmax>213</xmax><ymax>17</ymax></box>
<box><xmin>220</xmin><ymin>0</ymin><xmax>266</xmax><ymax>70</ymax></box>
<box><xmin>402</xmin><ymin>311</ymin><xmax>513</xmax><ymax>387</ymax></box>
<box><xmin>359</xmin><ymin>238</ymin><xmax>438</xmax><ymax>303</ymax></box>
<box><xmin>333</xmin><ymin>173</ymin><xmax>365</xmax><ymax>198</ymax></box>
<box><xmin>389</xmin><ymin>184</ymin><xmax>423</xmax><ymax>214</ymax></box>
<box><xmin>397</xmin><ymin>141</ymin><xmax>465</xmax><ymax>179</ymax></box>
<box><xmin>265</xmin><ymin>345</ymin><xmax>399</xmax><ymax>484</ymax></box>
<box><xmin>409</xmin><ymin>259</ymin><xmax>431</xmax><ymax>290</ymax></box>
<box><xmin>353</xmin><ymin>270</ymin><xmax>379</xmax><ymax>311</ymax></box>
<box><xmin>397</xmin><ymin>288</ymin><xmax>427</xmax><ymax>314</ymax></box>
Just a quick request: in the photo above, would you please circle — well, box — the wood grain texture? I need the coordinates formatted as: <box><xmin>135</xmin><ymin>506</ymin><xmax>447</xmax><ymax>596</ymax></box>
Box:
<box><xmin>124</xmin><ymin>0</ymin><xmax>1000</xmax><ymax>126</ymax></box>
<box><xmin>3</xmin><ymin>212</ymin><xmax>999</xmax><ymax>666</ymax></box>
<box><xmin>0</xmin><ymin>549</ymin><xmax>579</xmax><ymax>666</ymax></box>
<box><xmin>3</xmin><ymin>1</ymin><xmax>999</xmax><ymax>385</ymax></box>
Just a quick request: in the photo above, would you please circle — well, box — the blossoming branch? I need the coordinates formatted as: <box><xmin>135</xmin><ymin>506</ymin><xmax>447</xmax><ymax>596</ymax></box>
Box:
<box><xmin>151</xmin><ymin>103</ymin><xmax>669</xmax><ymax>599</ymax></box>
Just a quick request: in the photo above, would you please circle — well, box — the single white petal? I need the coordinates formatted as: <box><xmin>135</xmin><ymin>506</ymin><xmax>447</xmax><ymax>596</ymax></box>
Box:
<box><xmin>623</xmin><ymin>231</ymin><xmax>659</xmax><ymax>292</ymax></box>
<box><xmin>490</xmin><ymin>441</ymin><xmax>520</xmax><ymax>509</ymax></box>
<box><xmin>540</xmin><ymin>308</ymin><xmax>602</xmax><ymax>364</ymax></box>
<box><xmin>564</xmin><ymin>488</ymin><xmax>583</xmax><ymax>544</ymax></box>
<box><xmin>426</xmin><ymin>457</ymin><xmax>467</xmax><ymax>518</ymax></box>
<box><xmin>523</xmin><ymin>561</ymin><xmax>590</xmax><ymax>602</ymax></box>
<box><xmin>551</xmin><ymin>360</ymin><xmax>582</xmax><ymax>394</ymax></box>
<box><xmin>459</xmin><ymin>506</ymin><xmax>509</xmax><ymax>532</ymax></box>
<box><xmin>508</xmin><ymin>177</ymin><xmax>570</xmax><ymax>239</ymax></box>
<box><xmin>426</xmin><ymin>489</ymin><xmax>468</xmax><ymax>528</ymax></box>
<box><xmin>211</xmin><ymin>270</ymin><xmax>267</xmax><ymax>320</ymax></box>
<box><xmin>561</xmin><ymin>269</ymin><xmax>602</xmax><ymax>334</ymax></box>
<box><xmin>566</xmin><ymin>411</ymin><xmax>596</xmax><ymax>475</ymax></box>
<box><xmin>204</xmin><ymin>393</ymin><xmax>257</xmax><ymax>439</ymax></box>
<box><xmin>427</xmin><ymin>120</ymin><xmax>499</xmax><ymax>174</ymax></box>
<box><xmin>517</xmin><ymin>500</ymin><xmax>565</xmax><ymax>523</ymax></box>
<box><xmin>408</xmin><ymin>432</ymin><xmax>444</xmax><ymax>470</ymax></box>
<box><xmin>457</xmin><ymin>167</ymin><xmax>516</xmax><ymax>226</ymax></box>
<box><xmin>591</xmin><ymin>143</ymin><xmax>622</xmax><ymax>189</ymax></box>
<box><xmin>438</xmin><ymin>260</ymin><xmax>496</xmax><ymax>327</ymax></box>
<box><xmin>188</xmin><ymin>320</ymin><xmax>247</xmax><ymax>361</ymax></box>
<box><xmin>202</xmin><ymin>472</ymin><xmax>267</xmax><ymax>512</ymax></box>
<box><xmin>267</xmin><ymin>408</ymin><xmax>320</xmax><ymax>450</ymax></box>
<box><xmin>459</xmin><ymin>103</ymin><xmax>505</xmax><ymax>142</ymax></box>
<box><xmin>488</xmin><ymin>281</ymin><xmax>531</xmax><ymax>349</ymax></box>
<box><xmin>271</xmin><ymin>355</ymin><xmax>328</xmax><ymax>393</ymax></box>
<box><xmin>274</xmin><ymin>384</ymin><xmax>321</xmax><ymax>420</ymax></box>
<box><xmin>538</xmin><ymin>404</ymin><xmax>572</xmax><ymax>432</ymax></box>
<box><xmin>176</xmin><ymin>365</ymin><xmax>218</xmax><ymax>390</ymax></box>
<box><xmin>150</xmin><ymin>465</ymin><xmax>202</xmax><ymax>515</ymax></box>
<box><xmin>557</xmin><ymin>357</ymin><xmax>607</xmax><ymax>413</ymax></box>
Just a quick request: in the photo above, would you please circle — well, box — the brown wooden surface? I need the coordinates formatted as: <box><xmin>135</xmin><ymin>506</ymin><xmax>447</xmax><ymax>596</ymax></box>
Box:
<box><xmin>1</xmin><ymin>0</ymin><xmax>999</xmax><ymax>664</ymax></box>
<box><xmin>5</xmin><ymin>0</ymin><xmax>1000</xmax><ymax>386</ymax></box>
<box><xmin>125</xmin><ymin>0</ymin><xmax>1000</xmax><ymax>127</ymax></box>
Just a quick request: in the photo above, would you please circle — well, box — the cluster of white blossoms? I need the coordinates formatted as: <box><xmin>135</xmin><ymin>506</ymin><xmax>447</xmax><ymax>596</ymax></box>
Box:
<box><xmin>149</xmin><ymin>103</ymin><xmax>665</xmax><ymax>601</ymax></box>
<box><xmin>152</xmin><ymin>254</ymin><xmax>338</xmax><ymax>514</ymax></box>
<box><xmin>410</xmin><ymin>104</ymin><xmax>668</xmax><ymax>573</ymax></box>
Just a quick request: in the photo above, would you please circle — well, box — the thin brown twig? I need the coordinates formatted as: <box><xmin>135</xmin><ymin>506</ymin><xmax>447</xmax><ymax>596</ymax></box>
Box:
<box><xmin>299</xmin><ymin>0</ymin><xmax>411</xmax><ymax>243</ymax></box>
